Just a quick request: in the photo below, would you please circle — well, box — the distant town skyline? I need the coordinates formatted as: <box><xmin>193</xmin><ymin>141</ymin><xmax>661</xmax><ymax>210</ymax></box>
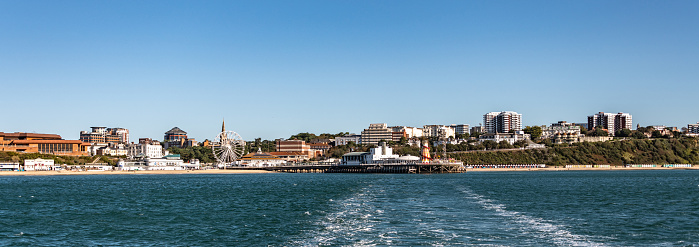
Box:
<box><xmin>2</xmin><ymin>1</ymin><xmax>698</xmax><ymax>141</ymax></box>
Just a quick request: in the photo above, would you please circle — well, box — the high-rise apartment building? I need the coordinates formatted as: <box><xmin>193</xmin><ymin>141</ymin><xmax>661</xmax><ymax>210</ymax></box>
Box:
<box><xmin>80</xmin><ymin>127</ymin><xmax>129</xmax><ymax>144</ymax></box>
<box><xmin>587</xmin><ymin>112</ymin><xmax>632</xmax><ymax>136</ymax></box>
<box><xmin>483</xmin><ymin>111</ymin><xmax>522</xmax><ymax>133</ymax></box>
<box><xmin>361</xmin><ymin>123</ymin><xmax>393</xmax><ymax>145</ymax></box>
<box><xmin>687</xmin><ymin>122</ymin><xmax>699</xmax><ymax>134</ymax></box>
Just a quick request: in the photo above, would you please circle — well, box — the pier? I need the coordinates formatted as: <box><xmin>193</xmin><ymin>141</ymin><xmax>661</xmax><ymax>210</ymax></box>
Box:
<box><xmin>227</xmin><ymin>162</ymin><xmax>466</xmax><ymax>174</ymax></box>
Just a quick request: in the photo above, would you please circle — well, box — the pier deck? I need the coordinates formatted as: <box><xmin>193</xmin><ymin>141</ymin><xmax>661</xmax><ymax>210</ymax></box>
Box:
<box><xmin>228</xmin><ymin>163</ymin><xmax>465</xmax><ymax>174</ymax></box>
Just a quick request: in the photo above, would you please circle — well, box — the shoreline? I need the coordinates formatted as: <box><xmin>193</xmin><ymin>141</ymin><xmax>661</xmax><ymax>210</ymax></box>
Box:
<box><xmin>0</xmin><ymin>166</ymin><xmax>696</xmax><ymax>176</ymax></box>
<box><xmin>0</xmin><ymin>169</ymin><xmax>274</xmax><ymax>176</ymax></box>
<box><xmin>467</xmin><ymin>167</ymin><xmax>699</xmax><ymax>172</ymax></box>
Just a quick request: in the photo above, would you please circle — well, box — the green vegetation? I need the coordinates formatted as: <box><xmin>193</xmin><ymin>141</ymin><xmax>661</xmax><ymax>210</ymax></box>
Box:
<box><xmin>167</xmin><ymin>146</ymin><xmax>215</xmax><ymax>163</ymax></box>
<box><xmin>289</xmin><ymin>132</ymin><xmax>349</xmax><ymax>142</ymax></box>
<box><xmin>0</xmin><ymin>152</ymin><xmax>117</xmax><ymax>166</ymax></box>
<box><xmin>246</xmin><ymin>138</ymin><xmax>276</xmax><ymax>153</ymax></box>
<box><xmin>449</xmin><ymin>138</ymin><xmax>699</xmax><ymax>166</ymax></box>
<box><xmin>326</xmin><ymin>142</ymin><xmax>370</xmax><ymax>158</ymax></box>
<box><xmin>523</xmin><ymin>126</ymin><xmax>542</xmax><ymax>139</ymax></box>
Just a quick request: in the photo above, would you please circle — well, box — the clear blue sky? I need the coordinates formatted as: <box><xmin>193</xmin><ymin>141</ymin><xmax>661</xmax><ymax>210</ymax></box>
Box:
<box><xmin>2</xmin><ymin>1</ymin><xmax>698</xmax><ymax>141</ymax></box>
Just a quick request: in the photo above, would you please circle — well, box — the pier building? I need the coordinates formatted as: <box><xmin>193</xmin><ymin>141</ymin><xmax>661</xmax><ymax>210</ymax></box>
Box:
<box><xmin>237</xmin><ymin>149</ymin><xmax>285</xmax><ymax>167</ymax></box>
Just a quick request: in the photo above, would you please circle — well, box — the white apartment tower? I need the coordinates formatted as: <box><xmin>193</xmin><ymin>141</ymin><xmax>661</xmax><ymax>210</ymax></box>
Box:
<box><xmin>483</xmin><ymin>111</ymin><xmax>522</xmax><ymax>133</ymax></box>
<box><xmin>587</xmin><ymin>112</ymin><xmax>633</xmax><ymax>136</ymax></box>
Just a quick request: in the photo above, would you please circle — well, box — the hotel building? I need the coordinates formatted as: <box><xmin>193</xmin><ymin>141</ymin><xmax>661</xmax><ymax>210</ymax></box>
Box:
<box><xmin>360</xmin><ymin>123</ymin><xmax>393</xmax><ymax>146</ymax></box>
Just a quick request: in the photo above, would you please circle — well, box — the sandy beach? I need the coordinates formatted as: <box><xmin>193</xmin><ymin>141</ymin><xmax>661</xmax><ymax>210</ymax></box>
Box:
<box><xmin>0</xmin><ymin>169</ymin><xmax>274</xmax><ymax>176</ymax></box>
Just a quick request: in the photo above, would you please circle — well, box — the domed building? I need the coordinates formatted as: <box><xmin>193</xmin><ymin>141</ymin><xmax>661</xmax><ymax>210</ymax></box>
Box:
<box><xmin>163</xmin><ymin>127</ymin><xmax>197</xmax><ymax>149</ymax></box>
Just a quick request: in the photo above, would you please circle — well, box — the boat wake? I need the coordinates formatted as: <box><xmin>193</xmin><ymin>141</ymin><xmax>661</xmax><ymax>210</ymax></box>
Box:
<box><xmin>290</xmin><ymin>186</ymin><xmax>385</xmax><ymax>246</ymax></box>
<box><xmin>459</xmin><ymin>187</ymin><xmax>611</xmax><ymax>247</ymax></box>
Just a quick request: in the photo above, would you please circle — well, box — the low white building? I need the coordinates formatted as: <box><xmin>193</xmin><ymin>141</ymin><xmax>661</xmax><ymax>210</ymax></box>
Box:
<box><xmin>390</xmin><ymin>126</ymin><xmax>424</xmax><ymax>139</ymax></box>
<box><xmin>185</xmin><ymin>159</ymin><xmax>201</xmax><ymax>170</ymax></box>
<box><xmin>0</xmin><ymin>162</ymin><xmax>20</xmax><ymax>171</ymax></box>
<box><xmin>128</xmin><ymin>140</ymin><xmax>164</xmax><ymax>158</ymax></box>
<box><xmin>117</xmin><ymin>154</ymin><xmax>185</xmax><ymax>170</ymax></box>
<box><xmin>24</xmin><ymin>158</ymin><xmax>55</xmax><ymax>171</ymax></box>
<box><xmin>84</xmin><ymin>165</ymin><xmax>113</xmax><ymax>171</ymax></box>
<box><xmin>340</xmin><ymin>143</ymin><xmax>403</xmax><ymax>166</ymax></box>
<box><xmin>541</xmin><ymin>121</ymin><xmax>581</xmax><ymax>139</ymax></box>
<box><xmin>146</xmin><ymin>154</ymin><xmax>185</xmax><ymax>170</ymax></box>
<box><xmin>236</xmin><ymin>149</ymin><xmax>286</xmax><ymax>167</ymax></box>
<box><xmin>478</xmin><ymin>133</ymin><xmax>531</xmax><ymax>145</ymax></box>
<box><xmin>97</xmin><ymin>144</ymin><xmax>129</xmax><ymax>156</ymax></box>
<box><xmin>423</xmin><ymin>125</ymin><xmax>456</xmax><ymax>138</ymax></box>
<box><xmin>335</xmin><ymin>135</ymin><xmax>361</xmax><ymax>146</ymax></box>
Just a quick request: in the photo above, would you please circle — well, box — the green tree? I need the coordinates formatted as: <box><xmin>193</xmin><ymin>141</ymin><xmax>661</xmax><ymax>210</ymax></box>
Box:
<box><xmin>632</xmin><ymin>131</ymin><xmax>647</xmax><ymax>139</ymax></box>
<box><xmin>588</xmin><ymin>126</ymin><xmax>610</xmax><ymax>137</ymax></box>
<box><xmin>455</xmin><ymin>133</ymin><xmax>470</xmax><ymax>139</ymax></box>
<box><xmin>482</xmin><ymin>140</ymin><xmax>498</xmax><ymax>150</ymax></box>
<box><xmin>615</xmin><ymin>129</ymin><xmax>632</xmax><ymax>137</ymax></box>
<box><xmin>580</xmin><ymin>127</ymin><xmax>589</xmax><ymax>135</ymax></box>
<box><xmin>523</xmin><ymin>126</ymin><xmax>543</xmax><ymax>139</ymax></box>
<box><xmin>399</xmin><ymin>136</ymin><xmax>408</xmax><ymax>146</ymax></box>
<box><xmin>652</xmin><ymin>130</ymin><xmax>664</xmax><ymax>138</ymax></box>
<box><xmin>498</xmin><ymin>141</ymin><xmax>513</xmax><ymax>149</ymax></box>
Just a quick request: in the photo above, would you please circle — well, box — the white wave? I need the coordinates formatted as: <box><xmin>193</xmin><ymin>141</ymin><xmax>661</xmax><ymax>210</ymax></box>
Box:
<box><xmin>460</xmin><ymin>188</ymin><xmax>610</xmax><ymax>247</ymax></box>
<box><xmin>291</xmin><ymin>189</ymin><xmax>384</xmax><ymax>246</ymax></box>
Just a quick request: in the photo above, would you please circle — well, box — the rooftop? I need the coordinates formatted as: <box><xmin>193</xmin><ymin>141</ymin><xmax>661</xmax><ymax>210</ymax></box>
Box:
<box><xmin>165</xmin><ymin>127</ymin><xmax>187</xmax><ymax>135</ymax></box>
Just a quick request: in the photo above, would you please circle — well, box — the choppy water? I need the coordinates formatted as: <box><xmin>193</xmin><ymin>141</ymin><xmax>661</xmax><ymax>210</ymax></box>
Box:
<box><xmin>1</xmin><ymin>170</ymin><xmax>698</xmax><ymax>246</ymax></box>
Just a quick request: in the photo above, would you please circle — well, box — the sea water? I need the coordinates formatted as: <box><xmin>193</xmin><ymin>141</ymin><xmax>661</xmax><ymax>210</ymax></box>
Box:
<box><xmin>0</xmin><ymin>170</ymin><xmax>697</xmax><ymax>246</ymax></box>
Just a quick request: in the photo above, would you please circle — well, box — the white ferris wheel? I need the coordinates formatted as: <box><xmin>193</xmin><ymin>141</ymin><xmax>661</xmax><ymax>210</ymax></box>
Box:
<box><xmin>212</xmin><ymin>130</ymin><xmax>245</xmax><ymax>165</ymax></box>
